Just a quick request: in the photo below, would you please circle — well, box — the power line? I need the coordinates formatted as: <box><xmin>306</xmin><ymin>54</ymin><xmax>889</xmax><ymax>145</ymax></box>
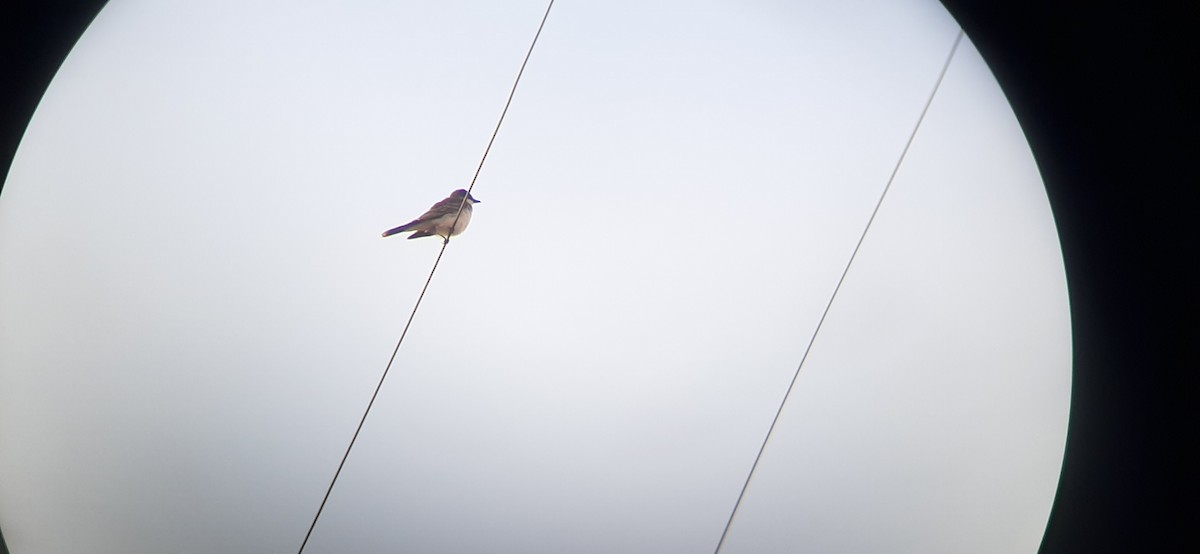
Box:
<box><xmin>296</xmin><ymin>2</ymin><xmax>555</xmax><ymax>552</ymax></box>
<box><xmin>449</xmin><ymin>0</ymin><xmax>556</xmax><ymax>233</ymax></box>
<box><xmin>711</xmin><ymin>29</ymin><xmax>966</xmax><ymax>554</ymax></box>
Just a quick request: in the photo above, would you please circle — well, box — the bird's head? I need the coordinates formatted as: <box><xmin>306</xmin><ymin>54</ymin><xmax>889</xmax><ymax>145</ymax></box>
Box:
<box><xmin>452</xmin><ymin>189</ymin><xmax>480</xmax><ymax>204</ymax></box>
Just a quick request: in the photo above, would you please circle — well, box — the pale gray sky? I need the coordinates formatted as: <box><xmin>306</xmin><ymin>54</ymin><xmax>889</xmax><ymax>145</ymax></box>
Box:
<box><xmin>0</xmin><ymin>1</ymin><xmax>1070</xmax><ymax>552</ymax></box>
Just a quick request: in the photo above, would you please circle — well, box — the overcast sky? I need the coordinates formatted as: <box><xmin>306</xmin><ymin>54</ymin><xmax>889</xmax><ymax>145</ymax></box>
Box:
<box><xmin>0</xmin><ymin>1</ymin><xmax>1071</xmax><ymax>552</ymax></box>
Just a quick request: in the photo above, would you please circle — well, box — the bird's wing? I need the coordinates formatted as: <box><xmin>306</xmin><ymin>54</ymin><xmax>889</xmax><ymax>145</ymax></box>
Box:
<box><xmin>420</xmin><ymin>195</ymin><xmax>469</xmax><ymax>220</ymax></box>
<box><xmin>382</xmin><ymin>194</ymin><xmax>469</xmax><ymax>238</ymax></box>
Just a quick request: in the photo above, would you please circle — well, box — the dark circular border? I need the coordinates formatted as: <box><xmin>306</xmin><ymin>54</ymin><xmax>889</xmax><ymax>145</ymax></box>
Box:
<box><xmin>2</xmin><ymin>1</ymin><xmax>1195</xmax><ymax>552</ymax></box>
<box><xmin>938</xmin><ymin>2</ymin><xmax>1196</xmax><ymax>551</ymax></box>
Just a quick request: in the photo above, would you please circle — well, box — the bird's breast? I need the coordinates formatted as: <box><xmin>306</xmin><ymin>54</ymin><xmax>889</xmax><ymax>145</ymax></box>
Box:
<box><xmin>450</xmin><ymin>205</ymin><xmax>473</xmax><ymax>236</ymax></box>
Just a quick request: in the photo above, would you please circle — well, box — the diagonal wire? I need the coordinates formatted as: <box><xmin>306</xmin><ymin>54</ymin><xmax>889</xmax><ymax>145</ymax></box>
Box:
<box><xmin>446</xmin><ymin>0</ymin><xmax>556</xmax><ymax>238</ymax></box>
<box><xmin>711</xmin><ymin>29</ymin><xmax>966</xmax><ymax>554</ymax></box>
<box><xmin>296</xmin><ymin>2</ymin><xmax>555</xmax><ymax>552</ymax></box>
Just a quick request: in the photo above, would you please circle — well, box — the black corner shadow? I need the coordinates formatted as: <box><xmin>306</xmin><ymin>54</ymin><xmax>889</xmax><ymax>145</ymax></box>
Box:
<box><xmin>0</xmin><ymin>1</ymin><xmax>1195</xmax><ymax>553</ymax></box>
<box><xmin>937</xmin><ymin>2</ymin><xmax>1196</xmax><ymax>552</ymax></box>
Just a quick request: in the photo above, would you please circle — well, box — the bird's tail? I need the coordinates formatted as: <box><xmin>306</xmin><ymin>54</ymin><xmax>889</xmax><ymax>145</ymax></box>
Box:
<box><xmin>381</xmin><ymin>222</ymin><xmax>416</xmax><ymax>238</ymax></box>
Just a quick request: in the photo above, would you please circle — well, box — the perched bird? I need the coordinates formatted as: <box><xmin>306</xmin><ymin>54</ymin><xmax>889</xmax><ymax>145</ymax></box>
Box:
<box><xmin>382</xmin><ymin>189</ymin><xmax>480</xmax><ymax>240</ymax></box>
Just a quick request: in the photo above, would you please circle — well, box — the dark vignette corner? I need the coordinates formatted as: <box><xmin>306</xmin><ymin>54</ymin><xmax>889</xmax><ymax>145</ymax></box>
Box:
<box><xmin>0</xmin><ymin>1</ymin><xmax>1196</xmax><ymax>553</ymax></box>
<box><xmin>939</xmin><ymin>1</ymin><xmax>1197</xmax><ymax>553</ymax></box>
<box><xmin>1</xmin><ymin>0</ymin><xmax>110</xmax><ymax>197</ymax></box>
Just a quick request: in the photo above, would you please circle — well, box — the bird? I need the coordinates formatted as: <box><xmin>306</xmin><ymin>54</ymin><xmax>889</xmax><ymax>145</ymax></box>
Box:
<box><xmin>382</xmin><ymin>189</ymin><xmax>481</xmax><ymax>240</ymax></box>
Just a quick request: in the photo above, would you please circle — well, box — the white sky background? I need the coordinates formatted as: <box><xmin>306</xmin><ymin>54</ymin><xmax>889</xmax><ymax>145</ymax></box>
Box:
<box><xmin>0</xmin><ymin>1</ymin><xmax>1071</xmax><ymax>552</ymax></box>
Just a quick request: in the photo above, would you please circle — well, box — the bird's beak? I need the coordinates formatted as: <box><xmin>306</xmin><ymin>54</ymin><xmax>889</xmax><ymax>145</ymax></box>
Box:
<box><xmin>469</xmin><ymin>194</ymin><xmax>480</xmax><ymax>203</ymax></box>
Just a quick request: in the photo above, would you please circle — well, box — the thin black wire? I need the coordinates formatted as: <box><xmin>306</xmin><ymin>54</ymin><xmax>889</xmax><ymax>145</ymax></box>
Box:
<box><xmin>446</xmin><ymin>0</ymin><xmax>556</xmax><ymax>238</ymax></box>
<box><xmin>296</xmin><ymin>2</ymin><xmax>555</xmax><ymax>552</ymax></box>
<box><xmin>711</xmin><ymin>29</ymin><xmax>966</xmax><ymax>554</ymax></box>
